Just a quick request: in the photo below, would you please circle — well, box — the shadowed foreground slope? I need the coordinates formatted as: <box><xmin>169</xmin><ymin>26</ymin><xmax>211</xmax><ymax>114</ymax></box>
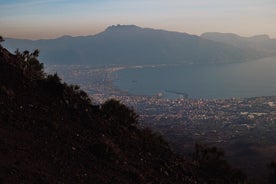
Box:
<box><xmin>0</xmin><ymin>45</ymin><xmax>247</xmax><ymax>183</ymax></box>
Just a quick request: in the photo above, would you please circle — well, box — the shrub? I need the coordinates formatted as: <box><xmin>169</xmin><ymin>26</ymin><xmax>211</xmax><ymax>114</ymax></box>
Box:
<box><xmin>268</xmin><ymin>161</ymin><xmax>276</xmax><ymax>184</ymax></box>
<box><xmin>0</xmin><ymin>36</ymin><xmax>4</xmax><ymax>48</ymax></box>
<box><xmin>44</xmin><ymin>73</ymin><xmax>64</xmax><ymax>97</ymax></box>
<box><xmin>101</xmin><ymin>99</ymin><xmax>138</xmax><ymax>125</ymax></box>
<box><xmin>193</xmin><ymin>143</ymin><xmax>247</xmax><ymax>183</ymax></box>
<box><xmin>13</xmin><ymin>49</ymin><xmax>45</xmax><ymax>80</ymax></box>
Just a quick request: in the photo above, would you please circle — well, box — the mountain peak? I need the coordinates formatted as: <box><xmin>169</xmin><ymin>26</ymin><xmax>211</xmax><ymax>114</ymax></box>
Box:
<box><xmin>105</xmin><ymin>24</ymin><xmax>142</xmax><ymax>32</ymax></box>
<box><xmin>4</xmin><ymin>27</ymin><xmax>269</xmax><ymax>65</ymax></box>
<box><xmin>58</xmin><ymin>35</ymin><xmax>73</xmax><ymax>39</ymax></box>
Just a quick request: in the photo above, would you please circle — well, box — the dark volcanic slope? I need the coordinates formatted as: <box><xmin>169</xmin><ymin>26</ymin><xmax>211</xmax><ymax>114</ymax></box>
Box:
<box><xmin>0</xmin><ymin>44</ymin><xmax>249</xmax><ymax>183</ymax></box>
<box><xmin>4</xmin><ymin>25</ymin><xmax>265</xmax><ymax>65</ymax></box>
<box><xmin>0</xmin><ymin>43</ymin><xmax>198</xmax><ymax>184</ymax></box>
<box><xmin>0</xmin><ymin>46</ymin><xmax>190</xmax><ymax>183</ymax></box>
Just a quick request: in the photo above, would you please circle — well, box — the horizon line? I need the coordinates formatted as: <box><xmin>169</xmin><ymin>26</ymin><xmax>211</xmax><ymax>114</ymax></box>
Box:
<box><xmin>3</xmin><ymin>24</ymin><xmax>274</xmax><ymax>40</ymax></box>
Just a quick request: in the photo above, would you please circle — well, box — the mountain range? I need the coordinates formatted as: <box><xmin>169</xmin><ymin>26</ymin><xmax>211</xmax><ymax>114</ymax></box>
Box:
<box><xmin>3</xmin><ymin>25</ymin><xmax>273</xmax><ymax>66</ymax></box>
<box><xmin>202</xmin><ymin>32</ymin><xmax>276</xmax><ymax>53</ymax></box>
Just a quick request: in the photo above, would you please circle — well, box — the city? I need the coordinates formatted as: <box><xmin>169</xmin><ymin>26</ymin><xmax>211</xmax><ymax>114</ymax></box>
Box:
<box><xmin>46</xmin><ymin>64</ymin><xmax>276</xmax><ymax>179</ymax></box>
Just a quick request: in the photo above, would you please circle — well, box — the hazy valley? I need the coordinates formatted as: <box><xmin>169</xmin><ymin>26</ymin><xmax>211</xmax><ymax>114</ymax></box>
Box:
<box><xmin>1</xmin><ymin>25</ymin><xmax>276</xmax><ymax>183</ymax></box>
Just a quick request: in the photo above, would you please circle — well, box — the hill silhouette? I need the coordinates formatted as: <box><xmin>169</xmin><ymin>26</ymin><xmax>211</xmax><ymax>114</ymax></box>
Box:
<box><xmin>0</xmin><ymin>43</ymin><xmax>248</xmax><ymax>183</ymax></box>
<box><xmin>3</xmin><ymin>25</ymin><xmax>266</xmax><ymax>65</ymax></box>
<box><xmin>201</xmin><ymin>32</ymin><xmax>276</xmax><ymax>54</ymax></box>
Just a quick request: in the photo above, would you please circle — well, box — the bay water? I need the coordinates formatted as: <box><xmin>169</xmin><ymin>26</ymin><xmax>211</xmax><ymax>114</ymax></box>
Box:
<box><xmin>114</xmin><ymin>57</ymin><xmax>276</xmax><ymax>99</ymax></box>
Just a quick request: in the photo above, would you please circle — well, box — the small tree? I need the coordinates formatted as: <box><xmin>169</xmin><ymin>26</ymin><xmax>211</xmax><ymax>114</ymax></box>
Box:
<box><xmin>17</xmin><ymin>49</ymin><xmax>45</xmax><ymax>80</ymax></box>
<box><xmin>0</xmin><ymin>36</ymin><xmax>4</xmax><ymax>43</ymax></box>
<box><xmin>193</xmin><ymin>143</ymin><xmax>247</xmax><ymax>183</ymax></box>
<box><xmin>27</xmin><ymin>57</ymin><xmax>45</xmax><ymax>79</ymax></box>
<box><xmin>0</xmin><ymin>36</ymin><xmax>4</xmax><ymax>47</ymax></box>
<box><xmin>44</xmin><ymin>73</ymin><xmax>64</xmax><ymax>97</ymax></box>
<box><xmin>31</xmin><ymin>49</ymin><xmax>40</xmax><ymax>58</ymax></box>
<box><xmin>268</xmin><ymin>161</ymin><xmax>276</xmax><ymax>184</ymax></box>
<box><xmin>101</xmin><ymin>99</ymin><xmax>138</xmax><ymax>125</ymax></box>
<box><xmin>15</xmin><ymin>49</ymin><xmax>20</xmax><ymax>56</ymax></box>
<box><xmin>23</xmin><ymin>50</ymin><xmax>30</xmax><ymax>61</ymax></box>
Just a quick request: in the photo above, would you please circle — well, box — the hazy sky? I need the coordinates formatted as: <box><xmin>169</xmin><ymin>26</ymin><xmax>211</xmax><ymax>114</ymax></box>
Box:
<box><xmin>1</xmin><ymin>0</ymin><xmax>276</xmax><ymax>39</ymax></box>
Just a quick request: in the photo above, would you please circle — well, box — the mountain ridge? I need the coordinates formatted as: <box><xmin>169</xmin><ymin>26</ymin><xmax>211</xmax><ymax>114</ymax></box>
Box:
<box><xmin>3</xmin><ymin>25</ymin><xmax>266</xmax><ymax>65</ymax></box>
<box><xmin>201</xmin><ymin>32</ymin><xmax>276</xmax><ymax>53</ymax></box>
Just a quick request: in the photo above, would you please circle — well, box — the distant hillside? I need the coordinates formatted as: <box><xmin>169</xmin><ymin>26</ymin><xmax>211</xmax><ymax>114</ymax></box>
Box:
<box><xmin>201</xmin><ymin>32</ymin><xmax>276</xmax><ymax>54</ymax></box>
<box><xmin>0</xmin><ymin>43</ymin><xmax>250</xmax><ymax>183</ymax></box>
<box><xmin>3</xmin><ymin>25</ymin><xmax>265</xmax><ymax>65</ymax></box>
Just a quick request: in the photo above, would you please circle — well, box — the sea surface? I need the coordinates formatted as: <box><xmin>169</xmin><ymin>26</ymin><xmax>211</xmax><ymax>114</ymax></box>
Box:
<box><xmin>114</xmin><ymin>57</ymin><xmax>276</xmax><ymax>99</ymax></box>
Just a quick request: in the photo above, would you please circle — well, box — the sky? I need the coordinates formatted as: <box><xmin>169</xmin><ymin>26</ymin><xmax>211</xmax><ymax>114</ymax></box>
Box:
<box><xmin>1</xmin><ymin>0</ymin><xmax>276</xmax><ymax>39</ymax></box>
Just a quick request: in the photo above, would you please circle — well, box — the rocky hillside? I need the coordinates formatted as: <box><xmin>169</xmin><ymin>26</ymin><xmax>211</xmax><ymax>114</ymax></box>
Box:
<box><xmin>0</xmin><ymin>44</ymin><xmax>247</xmax><ymax>183</ymax></box>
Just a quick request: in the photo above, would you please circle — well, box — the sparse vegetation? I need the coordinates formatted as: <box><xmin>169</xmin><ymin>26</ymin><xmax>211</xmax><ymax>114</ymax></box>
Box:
<box><xmin>0</xmin><ymin>45</ymin><xmax>273</xmax><ymax>183</ymax></box>
<box><xmin>12</xmin><ymin>49</ymin><xmax>45</xmax><ymax>80</ymax></box>
<box><xmin>101</xmin><ymin>99</ymin><xmax>138</xmax><ymax>125</ymax></box>
<box><xmin>0</xmin><ymin>35</ymin><xmax>4</xmax><ymax>43</ymax></box>
<box><xmin>193</xmin><ymin>143</ymin><xmax>247</xmax><ymax>183</ymax></box>
<box><xmin>268</xmin><ymin>161</ymin><xmax>276</xmax><ymax>183</ymax></box>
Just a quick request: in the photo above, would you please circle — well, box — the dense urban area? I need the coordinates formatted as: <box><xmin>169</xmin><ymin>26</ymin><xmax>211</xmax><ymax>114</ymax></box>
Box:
<box><xmin>46</xmin><ymin>64</ymin><xmax>276</xmax><ymax>179</ymax></box>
